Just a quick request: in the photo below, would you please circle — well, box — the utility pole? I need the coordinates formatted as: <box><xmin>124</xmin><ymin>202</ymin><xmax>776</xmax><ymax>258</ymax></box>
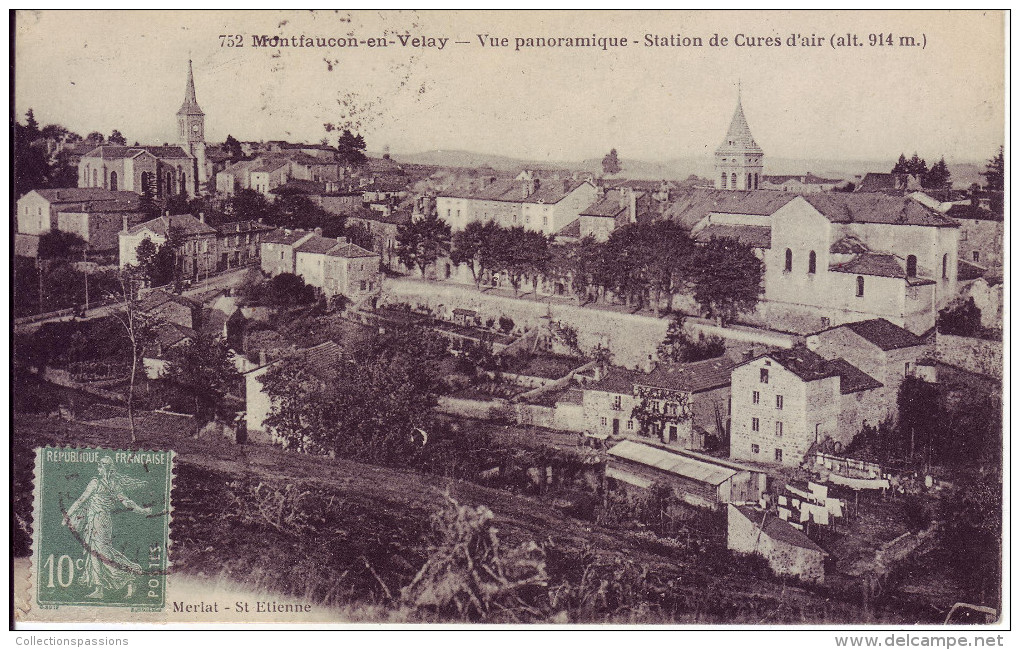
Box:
<box><xmin>83</xmin><ymin>245</ymin><xmax>90</xmax><ymax>311</ymax></box>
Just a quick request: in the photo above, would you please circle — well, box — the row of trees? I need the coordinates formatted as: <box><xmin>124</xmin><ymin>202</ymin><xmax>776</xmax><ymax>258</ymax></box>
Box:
<box><xmin>890</xmin><ymin>152</ymin><xmax>953</xmax><ymax>190</ymax></box>
<box><xmin>397</xmin><ymin>217</ymin><xmax>765</xmax><ymax>326</ymax></box>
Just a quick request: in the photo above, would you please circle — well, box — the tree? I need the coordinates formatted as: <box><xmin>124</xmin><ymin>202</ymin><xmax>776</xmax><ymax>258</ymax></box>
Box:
<box><xmin>106</xmin><ymin>269</ymin><xmax>149</xmax><ymax>442</ymax></box>
<box><xmin>603</xmin><ymin>224</ymin><xmax>650</xmax><ymax>309</ymax></box>
<box><xmin>259</xmin><ymin>273</ymin><xmax>316</xmax><ymax>307</ymax></box>
<box><xmin>14</xmin><ymin>114</ymin><xmax>51</xmax><ymax>197</ymax></box>
<box><xmin>897</xmin><ymin>376</ymin><xmax>941</xmax><ymax>466</ymax></box>
<box><xmin>891</xmin><ymin>153</ymin><xmax>909</xmax><ymax>174</ymax></box>
<box><xmin>490</xmin><ymin>226</ymin><xmax>538</xmax><ymax>296</ymax></box>
<box><xmin>981</xmin><ymin>146</ymin><xmax>1004</xmax><ymax>191</ymax></box>
<box><xmin>643</xmin><ymin>221</ymin><xmax>696</xmax><ymax>315</ymax></box>
<box><xmin>343</xmin><ymin>222</ymin><xmax>376</xmax><ymax>252</ymax></box>
<box><xmin>330</xmin><ymin>128</ymin><xmax>368</xmax><ymax>167</ymax></box>
<box><xmin>24</xmin><ymin>109</ymin><xmax>40</xmax><ymax>138</ymax></box>
<box><xmin>161</xmin><ymin>334</ymin><xmax>241</xmax><ymax>425</ymax></box>
<box><xmin>937</xmin><ymin>297</ymin><xmax>982</xmax><ymax>336</ymax></box>
<box><xmin>691</xmin><ymin>236</ymin><xmax>764</xmax><ymax>326</ymax></box>
<box><xmin>223</xmin><ymin>134</ymin><xmax>243</xmax><ymax>161</ymax></box>
<box><xmin>922</xmin><ymin>156</ymin><xmax>952</xmax><ymax>189</ymax></box>
<box><xmin>85</xmin><ymin>131</ymin><xmax>105</xmax><ymax>144</ymax></box>
<box><xmin>261</xmin><ymin>324</ymin><xmax>447</xmax><ymax>463</ymax></box>
<box><xmin>108</xmin><ymin>130</ymin><xmax>127</xmax><ymax>146</ymax></box>
<box><xmin>602</xmin><ymin>148</ymin><xmax>621</xmax><ymax>175</ymax></box>
<box><xmin>38</xmin><ymin>231</ymin><xmax>87</xmax><ymax>261</ymax></box>
<box><xmin>906</xmin><ymin>152</ymin><xmax>928</xmax><ymax>177</ymax></box>
<box><xmin>450</xmin><ymin>220</ymin><xmax>499</xmax><ymax>289</ymax></box>
<box><xmin>396</xmin><ymin>214</ymin><xmax>452</xmax><ymax>279</ymax></box>
<box><xmin>656</xmin><ymin>314</ymin><xmax>725</xmax><ymax>363</ymax></box>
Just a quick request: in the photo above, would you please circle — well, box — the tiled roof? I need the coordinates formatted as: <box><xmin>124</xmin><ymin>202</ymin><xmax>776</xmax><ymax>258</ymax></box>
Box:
<box><xmin>327</xmin><ymin>243</ymin><xmax>377</xmax><ymax>259</ymax></box>
<box><xmin>439</xmin><ymin>179</ymin><xmax>586</xmax><ymax>204</ymax></box>
<box><xmin>855</xmin><ymin>172</ymin><xmax>903</xmax><ymax>193</ymax></box>
<box><xmin>825</xmin><ymin>358</ymin><xmax>884</xmax><ymax>394</ymax></box>
<box><xmin>746</xmin><ymin>346</ymin><xmax>881</xmax><ymax>392</ymax></box>
<box><xmin>60</xmin><ymin>200</ymin><xmax>142</xmax><ymax>214</ymax></box>
<box><xmin>137</xmin><ymin>288</ymin><xmax>199</xmax><ymax>314</ymax></box>
<box><xmin>262</xmin><ymin>228</ymin><xmax>313</xmax><ymax>245</ymax></box>
<box><xmin>347</xmin><ymin>209</ymin><xmax>411</xmax><ymax>226</ymax></box>
<box><xmin>580</xmin><ymin>190</ymin><xmax>633</xmax><ymax>218</ymax></box>
<box><xmin>588</xmin><ymin>356</ymin><xmax>735</xmax><ymax>395</ymax></box>
<box><xmin>840</xmin><ymin>318</ymin><xmax>927</xmax><ymax>351</ymax></box>
<box><xmin>695</xmin><ymin>224</ymin><xmax>772</xmax><ymax>249</ymax></box>
<box><xmin>802</xmin><ymin>194</ymin><xmax>958</xmax><ymax>228</ymax></box>
<box><xmin>609</xmin><ymin>440</ymin><xmax>737</xmax><ymax>486</ymax></box>
<box><xmin>732</xmin><ymin>505</ymin><xmax>826</xmax><ymax>554</ymax></box>
<box><xmin>288</xmin><ymin>341</ymin><xmax>348</xmax><ymax>380</ymax></box>
<box><xmin>556</xmin><ymin>218</ymin><xmax>581</xmax><ymax>238</ymax></box>
<box><xmin>752</xmin><ymin>347</ymin><xmax>840</xmax><ymax>383</ymax></box>
<box><xmin>251</xmin><ymin>158</ymin><xmax>290</xmax><ymax>174</ymax></box>
<box><xmin>150</xmin><ymin>322</ymin><xmax>197</xmax><ymax>351</ymax></box>
<box><xmin>829</xmin><ymin>235</ymin><xmax>869</xmax><ymax>255</ymax></box>
<box><xmin>126</xmin><ymin>214</ymin><xmax>217</xmax><ymax>238</ymax></box>
<box><xmin>715</xmin><ymin>97</ymin><xmax>763</xmax><ymax>156</ymax></box>
<box><xmin>83</xmin><ymin>145</ymin><xmax>192</xmax><ymax>159</ymax></box>
<box><xmin>32</xmin><ymin>188</ymin><xmax>140</xmax><ymax>205</ymax></box>
<box><xmin>295</xmin><ymin>234</ymin><xmax>341</xmax><ymax>254</ymax></box>
<box><xmin>946</xmin><ymin>204</ymin><xmax>1003</xmax><ymax>222</ymax></box>
<box><xmin>215</xmin><ymin>220</ymin><xmax>274</xmax><ymax>235</ymax></box>
<box><xmin>764</xmin><ymin>173</ymin><xmax>843</xmax><ymax>185</ymax></box>
<box><xmin>829</xmin><ymin>253</ymin><xmax>904</xmax><ymax>278</ymax></box>
<box><xmin>524</xmin><ymin>180</ymin><xmax>587</xmax><ymax>205</ymax></box>
<box><xmin>662</xmin><ymin>189</ymin><xmax>798</xmax><ymax>228</ymax></box>
<box><xmin>957</xmin><ymin>258</ymin><xmax>987</xmax><ymax>282</ymax></box>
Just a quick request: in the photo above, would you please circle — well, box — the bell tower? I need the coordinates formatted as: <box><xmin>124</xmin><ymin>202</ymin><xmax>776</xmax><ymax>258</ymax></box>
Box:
<box><xmin>177</xmin><ymin>59</ymin><xmax>207</xmax><ymax>191</ymax></box>
<box><xmin>714</xmin><ymin>86</ymin><xmax>764</xmax><ymax>191</ymax></box>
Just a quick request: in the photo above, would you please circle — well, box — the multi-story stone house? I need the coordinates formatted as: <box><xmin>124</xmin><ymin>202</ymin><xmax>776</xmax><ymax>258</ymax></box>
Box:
<box><xmin>119</xmin><ymin>213</ymin><xmax>218</xmax><ymax>280</ymax></box>
<box><xmin>729</xmin><ymin>347</ymin><xmax>883</xmax><ymax>468</ymax></box>
<box><xmin>260</xmin><ymin>228</ymin><xmax>315</xmax><ymax>277</ymax></box>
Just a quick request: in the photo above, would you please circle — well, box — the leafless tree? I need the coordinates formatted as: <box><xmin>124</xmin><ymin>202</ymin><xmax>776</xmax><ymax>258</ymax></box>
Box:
<box><xmin>105</xmin><ymin>267</ymin><xmax>148</xmax><ymax>442</ymax></box>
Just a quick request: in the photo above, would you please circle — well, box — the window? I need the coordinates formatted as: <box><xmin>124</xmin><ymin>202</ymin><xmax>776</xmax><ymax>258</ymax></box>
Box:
<box><xmin>808</xmin><ymin>250</ymin><xmax>816</xmax><ymax>274</ymax></box>
<box><xmin>751</xmin><ymin>418</ymin><xmax>760</xmax><ymax>432</ymax></box>
<box><xmin>109</xmin><ymin>171</ymin><xmax>118</xmax><ymax>191</ymax></box>
<box><xmin>856</xmin><ymin>276</ymin><xmax>865</xmax><ymax>297</ymax></box>
<box><xmin>627</xmin><ymin>420</ymin><xmax>634</xmax><ymax>430</ymax></box>
<box><xmin>942</xmin><ymin>253</ymin><xmax>949</xmax><ymax>279</ymax></box>
<box><xmin>747</xmin><ymin>173</ymin><xmax>753</xmax><ymax>189</ymax></box>
<box><xmin>776</xmin><ymin>421</ymin><xmax>783</xmax><ymax>437</ymax></box>
<box><xmin>784</xmin><ymin>249</ymin><xmax>793</xmax><ymax>272</ymax></box>
<box><xmin>731</xmin><ymin>172</ymin><xmax>737</xmax><ymax>188</ymax></box>
<box><xmin>774</xmin><ymin>448</ymin><xmax>783</xmax><ymax>463</ymax></box>
<box><xmin>760</xmin><ymin>368</ymin><xmax>769</xmax><ymax>384</ymax></box>
<box><xmin>961</xmin><ymin>231</ymin><xmax>968</xmax><ymax>241</ymax></box>
<box><xmin>754</xmin><ymin>173</ymin><xmax>759</xmax><ymax>189</ymax></box>
<box><xmin>92</xmin><ymin>169</ymin><xmax>98</xmax><ymax>186</ymax></box>
<box><xmin>543</xmin><ymin>216</ymin><xmax>548</xmax><ymax>226</ymax></box>
<box><xmin>751</xmin><ymin>444</ymin><xmax>760</xmax><ymax>454</ymax></box>
<box><xmin>973</xmin><ymin>251</ymin><xmax>980</xmax><ymax>263</ymax></box>
<box><xmin>721</xmin><ymin>172</ymin><xmax>727</xmax><ymax>189</ymax></box>
<box><xmin>612</xmin><ymin>395</ymin><xmax>622</xmax><ymax>411</ymax></box>
<box><xmin>360</xmin><ymin>280</ymin><xmax>367</xmax><ymax>291</ymax></box>
<box><xmin>600</xmin><ymin>417</ymin><xmax>607</xmax><ymax>426</ymax></box>
<box><xmin>904</xmin><ymin>362</ymin><xmax>911</xmax><ymax>376</ymax></box>
<box><xmin>446</xmin><ymin>209</ymin><xmax>451</xmax><ymax>218</ymax></box>
<box><xmin>906</xmin><ymin>255</ymin><xmax>917</xmax><ymax>277</ymax></box>
<box><xmin>776</xmin><ymin>395</ymin><xmax>784</xmax><ymax>410</ymax></box>
<box><xmin>752</xmin><ymin>391</ymin><xmax>760</xmax><ymax>404</ymax></box>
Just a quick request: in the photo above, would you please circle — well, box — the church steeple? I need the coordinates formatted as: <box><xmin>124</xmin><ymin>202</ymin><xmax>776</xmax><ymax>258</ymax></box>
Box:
<box><xmin>715</xmin><ymin>87</ymin><xmax>764</xmax><ymax>191</ymax></box>
<box><xmin>176</xmin><ymin>58</ymin><xmax>207</xmax><ymax>192</ymax></box>
<box><xmin>177</xmin><ymin>59</ymin><xmax>204</xmax><ymax>117</ymax></box>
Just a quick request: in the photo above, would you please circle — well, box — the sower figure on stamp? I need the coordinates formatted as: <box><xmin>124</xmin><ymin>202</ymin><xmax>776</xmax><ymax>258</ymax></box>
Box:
<box><xmin>62</xmin><ymin>456</ymin><xmax>152</xmax><ymax>599</ymax></box>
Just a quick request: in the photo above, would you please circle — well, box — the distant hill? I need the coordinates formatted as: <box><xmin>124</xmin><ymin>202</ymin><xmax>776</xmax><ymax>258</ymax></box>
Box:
<box><xmin>388</xmin><ymin>150</ymin><xmax>986</xmax><ymax>189</ymax></box>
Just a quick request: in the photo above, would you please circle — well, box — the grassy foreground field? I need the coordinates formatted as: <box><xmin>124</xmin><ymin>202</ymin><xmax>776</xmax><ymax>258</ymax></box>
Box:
<box><xmin>14</xmin><ymin>413</ymin><xmax>899</xmax><ymax>624</ymax></box>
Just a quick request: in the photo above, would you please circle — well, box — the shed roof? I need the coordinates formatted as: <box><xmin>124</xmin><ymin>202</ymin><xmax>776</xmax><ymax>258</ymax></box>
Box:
<box><xmin>695</xmin><ymin>223</ymin><xmax>772</xmax><ymax>249</ymax></box>
<box><xmin>609</xmin><ymin>439</ymin><xmax>737</xmax><ymax>486</ymax></box>
<box><xmin>732</xmin><ymin>505</ymin><xmax>827</xmax><ymax>554</ymax></box>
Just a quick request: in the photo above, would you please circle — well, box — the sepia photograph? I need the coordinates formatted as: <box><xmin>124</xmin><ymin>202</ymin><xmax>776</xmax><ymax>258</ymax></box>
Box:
<box><xmin>9</xmin><ymin>8</ymin><xmax>1008</xmax><ymax>635</ymax></box>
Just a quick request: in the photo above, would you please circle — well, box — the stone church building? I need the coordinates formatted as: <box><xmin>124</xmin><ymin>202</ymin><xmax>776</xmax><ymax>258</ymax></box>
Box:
<box><xmin>77</xmin><ymin>60</ymin><xmax>208</xmax><ymax>198</ymax></box>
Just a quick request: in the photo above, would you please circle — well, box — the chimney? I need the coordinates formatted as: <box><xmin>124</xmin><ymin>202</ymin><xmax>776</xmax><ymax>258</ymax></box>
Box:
<box><xmin>642</xmin><ymin>354</ymin><xmax>657</xmax><ymax>374</ymax></box>
<box><xmin>259</xmin><ymin>350</ymin><xmax>268</xmax><ymax>367</ymax></box>
<box><xmin>337</xmin><ymin>236</ymin><xmax>349</xmax><ymax>246</ymax></box>
<box><xmin>199</xmin><ymin>212</ymin><xmax>206</xmax><ymax>223</ymax></box>
<box><xmin>629</xmin><ymin>189</ymin><xmax>637</xmax><ymax>223</ymax></box>
<box><xmin>122</xmin><ymin>215</ymin><xmax>129</xmax><ymax>232</ymax></box>
<box><xmin>165</xmin><ymin>210</ymin><xmax>171</xmax><ymax>217</ymax></box>
<box><xmin>314</xmin><ymin>227</ymin><xmax>323</xmax><ymax>236</ymax></box>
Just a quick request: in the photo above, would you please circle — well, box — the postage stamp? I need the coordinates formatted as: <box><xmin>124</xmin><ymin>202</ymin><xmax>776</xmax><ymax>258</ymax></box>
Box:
<box><xmin>32</xmin><ymin>448</ymin><xmax>175</xmax><ymax>611</ymax></box>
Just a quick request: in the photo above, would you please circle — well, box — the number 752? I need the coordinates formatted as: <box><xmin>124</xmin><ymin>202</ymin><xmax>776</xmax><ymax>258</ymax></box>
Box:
<box><xmin>219</xmin><ymin>34</ymin><xmax>244</xmax><ymax>47</ymax></box>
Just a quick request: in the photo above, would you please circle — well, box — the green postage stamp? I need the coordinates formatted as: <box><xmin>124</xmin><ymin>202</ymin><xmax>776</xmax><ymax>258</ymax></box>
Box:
<box><xmin>32</xmin><ymin>447</ymin><xmax>175</xmax><ymax>611</ymax></box>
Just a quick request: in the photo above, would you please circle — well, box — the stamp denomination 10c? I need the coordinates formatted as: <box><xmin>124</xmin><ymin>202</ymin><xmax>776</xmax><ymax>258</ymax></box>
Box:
<box><xmin>33</xmin><ymin>447</ymin><xmax>175</xmax><ymax>611</ymax></box>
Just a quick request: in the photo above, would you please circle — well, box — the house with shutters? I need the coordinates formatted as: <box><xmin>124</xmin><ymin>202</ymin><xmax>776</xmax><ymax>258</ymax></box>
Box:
<box><xmin>729</xmin><ymin>346</ymin><xmax>884</xmax><ymax>468</ymax></box>
<box><xmin>260</xmin><ymin>228</ymin><xmax>315</xmax><ymax>277</ymax></box>
<box><xmin>119</xmin><ymin>213</ymin><xmax>218</xmax><ymax>280</ymax></box>
<box><xmin>581</xmin><ymin>356</ymin><xmax>735</xmax><ymax>450</ymax></box>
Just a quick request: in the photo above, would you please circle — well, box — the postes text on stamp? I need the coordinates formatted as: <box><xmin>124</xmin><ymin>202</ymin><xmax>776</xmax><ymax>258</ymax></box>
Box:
<box><xmin>33</xmin><ymin>448</ymin><xmax>174</xmax><ymax>611</ymax></box>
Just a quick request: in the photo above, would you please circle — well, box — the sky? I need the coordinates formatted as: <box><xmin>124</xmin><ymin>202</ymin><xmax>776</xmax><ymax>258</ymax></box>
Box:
<box><xmin>14</xmin><ymin>10</ymin><xmax>1006</xmax><ymax>165</ymax></box>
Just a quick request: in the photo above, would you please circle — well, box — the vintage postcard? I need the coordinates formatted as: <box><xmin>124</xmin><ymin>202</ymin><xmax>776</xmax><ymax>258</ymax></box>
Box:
<box><xmin>11</xmin><ymin>9</ymin><xmax>1006</xmax><ymax>631</ymax></box>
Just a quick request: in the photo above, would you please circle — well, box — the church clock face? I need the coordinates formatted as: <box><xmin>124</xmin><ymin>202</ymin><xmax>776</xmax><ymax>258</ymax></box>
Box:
<box><xmin>191</xmin><ymin>124</ymin><xmax>200</xmax><ymax>133</ymax></box>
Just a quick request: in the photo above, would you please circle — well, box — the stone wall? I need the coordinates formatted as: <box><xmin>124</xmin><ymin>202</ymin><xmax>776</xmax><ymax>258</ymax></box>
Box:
<box><xmin>936</xmin><ymin>333</ymin><xmax>1003</xmax><ymax>379</ymax></box>
<box><xmin>436</xmin><ymin>396</ymin><xmax>586</xmax><ymax>433</ymax></box>
<box><xmin>383</xmin><ymin>277</ymin><xmax>796</xmax><ymax>368</ymax></box>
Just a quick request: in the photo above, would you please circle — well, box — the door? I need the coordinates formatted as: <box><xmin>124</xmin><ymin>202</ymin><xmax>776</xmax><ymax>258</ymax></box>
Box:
<box><xmin>612</xmin><ymin>419</ymin><xmax>620</xmax><ymax>436</ymax></box>
<box><xmin>668</xmin><ymin>424</ymin><xmax>678</xmax><ymax>443</ymax></box>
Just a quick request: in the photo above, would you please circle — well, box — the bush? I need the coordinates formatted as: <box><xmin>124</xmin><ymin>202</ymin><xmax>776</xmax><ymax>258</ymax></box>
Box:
<box><xmin>657</xmin><ymin>315</ymin><xmax>725</xmax><ymax>363</ymax></box>
<box><xmin>401</xmin><ymin>493</ymin><xmax>548</xmax><ymax>621</ymax></box>
<box><xmin>498</xmin><ymin>315</ymin><xmax>515</xmax><ymax>334</ymax></box>
<box><xmin>937</xmin><ymin>297</ymin><xmax>982</xmax><ymax>336</ymax></box>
